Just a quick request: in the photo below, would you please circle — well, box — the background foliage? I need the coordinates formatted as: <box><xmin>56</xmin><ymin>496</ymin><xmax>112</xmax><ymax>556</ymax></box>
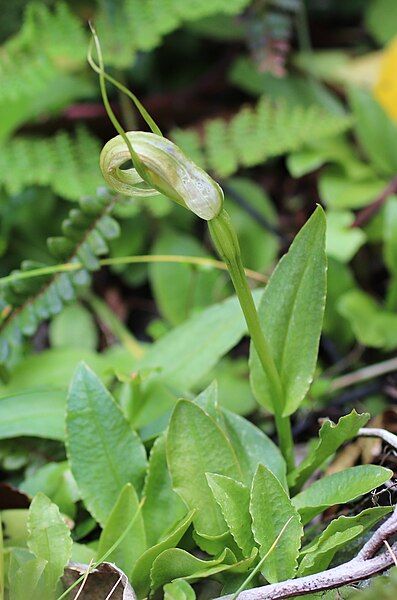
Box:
<box><xmin>1</xmin><ymin>0</ymin><xmax>397</xmax><ymax>598</ymax></box>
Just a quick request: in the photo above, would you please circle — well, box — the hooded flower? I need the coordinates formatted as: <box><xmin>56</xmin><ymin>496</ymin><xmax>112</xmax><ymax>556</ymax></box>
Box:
<box><xmin>100</xmin><ymin>131</ymin><xmax>224</xmax><ymax>221</ymax></box>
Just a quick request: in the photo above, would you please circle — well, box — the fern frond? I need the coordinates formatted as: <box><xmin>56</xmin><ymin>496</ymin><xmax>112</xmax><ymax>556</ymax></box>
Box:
<box><xmin>0</xmin><ymin>2</ymin><xmax>89</xmax><ymax>139</ymax></box>
<box><xmin>171</xmin><ymin>97</ymin><xmax>352</xmax><ymax>177</ymax></box>
<box><xmin>0</xmin><ymin>128</ymin><xmax>102</xmax><ymax>201</ymax></box>
<box><xmin>96</xmin><ymin>0</ymin><xmax>251</xmax><ymax>67</ymax></box>
<box><xmin>0</xmin><ymin>2</ymin><xmax>86</xmax><ymax>101</ymax></box>
<box><xmin>0</xmin><ymin>191</ymin><xmax>120</xmax><ymax>363</ymax></box>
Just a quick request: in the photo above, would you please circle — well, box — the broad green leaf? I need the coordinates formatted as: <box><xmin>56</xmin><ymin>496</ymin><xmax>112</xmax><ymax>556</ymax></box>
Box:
<box><xmin>349</xmin><ymin>87</ymin><xmax>397</xmax><ymax>176</ymax></box>
<box><xmin>301</xmin><ymin>527</ymin><xmax>363</xmax><ymax>577</ymax></box>
<box><xmin>192</xmin><ymin>529</ymin><xmax>241</xmax><ymax>558</ymax></box>
<box><xmin>27</xmin><ymin>493</ymin><xmax>72</xmax><ymax>593</ymax></box>
<box><xmin>319</xmin><ymin>167</ymin><xmax>386</xmax><ymax>210</ymax></box>
<box><xmin>250</xmin><ymin>465</ymin><xmax>302</xmax><ymax>583</ymax></box>
<box><xmin>140</xmin><ymin>289</ymin><xmax>262</xmax><ymax>390</ymax></box>
<box><xmin>292</xmin><ymin>465</ymin><xmax>393</xmax><ymax>524</ymax></box>
<box><xmin>289</xmin><ymin>411</ymin><xmax>370</xmax><ymax>489</ymax></box>
<box><xmin>298</xmin><ymin>506</ymin><xmax>392</xmax><ymax>576</ymax></box>
<box><xmin>206</xmin><ymin>474</ymin><xmax>255</xmax><ymax>557</ymax></box>
<box><xmin>202</xmin><ymin>357</ymin><xmax>257</xmax><ymax>416</ymax></box>
<box><xmin>97</xmin><ymin>483</ymin><xmax>146</xmax><ymax>576</ymax></box>
<box><xmin>221</xmin><ymin>409</ymin><xmax>286</xmax><ymax>487</ymax></box>
<box><xmin>194</xmin><ymin>380</ymin><xmax>224</xmax><ymax>423</ymax></box>
<box><xmin>149</xmin><ymin>229</ymin><xmax>220</xmax><ymax>325</ymax></box>
<box><xmin>66</xmin><ymin>363</ymin><xmax>147</xmax><ymax>526</ymax></box>
<box><xmin>0</xmin><ymin>348</ymin><xmax>111</xmax><ymax>395</ymax></box>
<box><xmin>164</xmin><ymin>580</ymin><xmax>196</xmax><ymax>600</ymax></box>
<box><xmin>71</xmin><ymin>542</ymin><xmax>96</xmax><ymax>564</ymax></box>
<box><xmin>150</xmin><ymin>548</ymin><xmax>236</xmax><ymax>592</ymax></box>
<box><xmin>384</xmin><ymin>197</ymin><xmax>397</xmax><ymax>309</ymax></box>
<box><xmin>21</xmin><ymin>461</ymin><xmax>79</xmax><ymax>518</ymax></box>
<box><xmin>250</xmin><ymin>207</ymin><xmax>327</xmax><ymax>415</ymax></box>
<box><xmin>2</xmin><ymin>510</ymin><xmax>29</xmax><ymax>546</ymax></box>
<box><xmin>167</xmin><ymin>400</ymin><xmax>242</xmax><ymax>536</ymax></box>
<box><xmin>326</xmin><ymin>211</ymin><xmax>366</xmax><ymax>263</ymax></box>
<box><xmin>323</xmin><ymin>257</ymin><xmax>355</xmax><ymax>347</ymax></box>
<box><xmin>366</xmin><ymin>0</ymin><xmax>397</xmax><ymax>44</ymax></box>
<box><xmin>8</xmin><ymin>555</ymin><xmax>48</xmax><ymax>600</ymax></box>
<box><xmin>0</xmin><ymin>390</ymin><xmax>65</xmax><ymax>441</ymax></box>
<box><xmin>49</xmin><ymin>302</ymin><xmax>98</xmax><ymax>350</ymax></box>
<box><xmin>338</xmin><ymin>289</ymin><xmax>397</xmax><ymax>350</ymax></box>
<box><xmin>384</xmin><ymin>196</ymin><xmax>397</xmax><ymax>276</ymax></box>
<box><xmin>142</xmin><ymin>434</ymin><xmax>187</xmax><ymax>547</ymax></box>
<box><xmin>131</xmin><ymin>511</ymin><xmax>195</xmax><ymax>599</ymax></box>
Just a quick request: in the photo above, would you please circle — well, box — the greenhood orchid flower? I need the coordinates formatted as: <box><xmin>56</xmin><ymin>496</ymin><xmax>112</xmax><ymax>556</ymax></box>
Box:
<box><xmin>90</xmin><ymin>25</ymin><xmax>294</xmax><ymax>470</ymax></box>
<box><xmin>100</xmin><ymin>131</ymin><xmax>224</xmax><ymax>220</ymax></box>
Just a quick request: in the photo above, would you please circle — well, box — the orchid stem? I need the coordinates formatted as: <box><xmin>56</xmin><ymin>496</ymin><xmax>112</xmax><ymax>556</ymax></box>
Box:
<box><xmin>209</xmin><ymin>210</ymin><xmax>294</xmax><ymax>470</ymax></box>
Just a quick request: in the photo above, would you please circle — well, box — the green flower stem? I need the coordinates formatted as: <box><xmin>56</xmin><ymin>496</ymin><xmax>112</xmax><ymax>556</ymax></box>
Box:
<box><xmin>209</xmin><ymin>209</ymin><xmax>294</xmax><ymax>470</ymax></box>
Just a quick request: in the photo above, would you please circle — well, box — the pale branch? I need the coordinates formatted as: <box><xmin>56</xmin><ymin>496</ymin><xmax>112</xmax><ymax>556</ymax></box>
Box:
<box><xmin>358</xmin><ymin>428</ymin><xmax>397</xmax><ymax>452</ymax></box>
<box><xmin>216</xmin><ymin>506</ymin><xmax>397</xmax><ymax>600</ymax></box>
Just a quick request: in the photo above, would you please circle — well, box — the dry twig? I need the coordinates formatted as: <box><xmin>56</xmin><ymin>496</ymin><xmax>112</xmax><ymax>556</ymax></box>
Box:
<box><xmin>216</xmin><ymin>506</ymin><xmax>397</xmax><ymax>599</ymax></box>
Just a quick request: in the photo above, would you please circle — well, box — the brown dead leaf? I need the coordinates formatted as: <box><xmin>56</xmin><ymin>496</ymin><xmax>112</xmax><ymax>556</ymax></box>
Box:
<box><xmin>62</xmin><ymin>562</ymin><xmax>137</xmax><ymax>600</ymax></box>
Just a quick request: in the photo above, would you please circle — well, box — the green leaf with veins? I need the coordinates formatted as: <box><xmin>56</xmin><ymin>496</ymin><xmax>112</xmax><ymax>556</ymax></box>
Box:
<box><xmin>27</xmin><ymin>493</ymin><xmax>72</xmax><ymax>594</ymax></box>
<box><xmin>142</xmin><ymin>434</ymin><xmax>187</xmax><ymax>547</ymax></box>
<box><xmin>250</xmin><ymin>465</ymin><xmax>302</xmax><ymax>583</ymax></box>
<box><xmin>97</xmin><ymin>483</ymin><xmax>146</xmax><ymax>576</ymax></box>
<box><xmin>289</xmin><ymin>410</ymin><xmax>370</xmax><ymax>489</ymax></box>
<box><xmin>207</xmin><ymin>473</ymin><xmax>255</xmax><ymax>557</ymax></box>
<box><xmin>292</xmin><ymin>465</ymin><xmax>393</xmax><ymax>525</ymax></box>
<box><xmin>66</xmin><ymin>362</ymin><xmax>147</xmax><ymax>526</ymax></box>
<box><xmin>298</xmin><ymin>506</ymin><xmax>392</xmax><ymax>576</ymax></box>
<box><xmin>131</xmin><ymin>511</ymin><xmax>195</xmax><ymax>599</ymax></box>
<box><xmin>167</xmin><ymin>400</ymin><xmax>242</xmax><ymax>537</ymax></box>
<box><xmin>250</xmin><ymin>207</ymin><xmax>327</xmax><ymax>416</ymax></box>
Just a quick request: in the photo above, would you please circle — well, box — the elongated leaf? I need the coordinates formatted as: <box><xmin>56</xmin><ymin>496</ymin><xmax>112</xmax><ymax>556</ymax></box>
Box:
<box><xmin>221</xmin><ymin>409</ymin><xmax>286</xmax><ymax>487</ymax></box>
<box><xmin>27</xmin><ymin>493</ymin><xmax>72</xmax><ymax>593</ymax></box>
<box><xmin>97</xmin><ymin>483</ymin><xmax>146</xmax><ymax>576</ymax></box>
<box><xmin>289</xmin><ymin>411</ymin><xmax>370</xmax><ymax>489</ymax></box>
<box><xmin>206</xmin><ymin>474</ymin><xmax>255</xmax><ymax>557</ymax></box>
<box><xmin>164</xmin><ymin>580</ymin><xmax>196</xmax><ymax>600</ymax></box>
<box><xmin>2</xmin><ymin>348</ymin><xmax>111</xmax><ymax>394</ymax></box>
<box><xmin>131</xmin><ymin>511</ymin><xmax>195</xmax><ymax>599</ymax></box>
<box><xmin>142</xmin><ymin>434</ymin><xmax>187</xmax><ymax>547</ymax></box>
<box><xmin>338</xmin><ymin>289</ymin><xmax>397</xmax><ymax>350</ymax></box>
<box><xmin>0</xmin><ymin>390</ymin><xmax>65</xmax><ymax>441</ymax></box>
<box><xmin>8</xmin><ymin>555</ymin><xmax>48</xmax><ymax>600</ymax></box>
<box><xmin>49</xmin><ymin>302</ymin><xmax>98</xmax><ymax>350</ymax></box>
<box><xmin>250</xmin><ymin>207</ymin><xmax>327</xmax><ymax>415</ymax></box>
<box><xmin>140</xmin><ymin>289</ymin><xmax>262</xmax><ymax>390</ymax></box>
<box><xmin>250</xmin><ymin>465</ymin><xmax>302</xmax><ymax>583</ymax></box>
<box><xmin>194</xmin><ymin>380</ymin><xmax>224</xmax><ymax>423</ymax></box>
<box><xmin>349</xmin><ymin>87</ymin><xmax>397</xmax><ymax>176</ymax></box>
<box><xmin>150</xmin><ymin>548</ymin><xmax>236</xmax><ymax>592</ymax></box>
<box><xmin>298</xmin><ymin>506</ymin><xmax>392</xmax><ymax>576</ymax></box>
<box><xmin>66</xmin><ymin>363</ymin><xmax>147</xmax><ymax>526</ymax></box>
<box><xmin>193</xmin><ymin>529</ymin><xmax>240</xmax><ymax>558</ymax></box>
<box><xmin>21</xmin><ymin>461</ymin><xmax>78</xmax><ymax>518</ymax></box>
<box><xmin>292</xmin><ymin>465</ymin><xmax>392</xmax><ymax>524</ymax></box>
<box><xmin>167</xmin><ymin>400</ymin><xmax>242</xmax><ymax>537</ymax></box>
<box><xmin>384</xmin><ymin>196</ymin><xmax>397</xmax><ymax>277</ymax></box>
<box><xmin>149</xmin><ymin>229</ymin><xmax>220</xmax><ymax>325</ymax></box>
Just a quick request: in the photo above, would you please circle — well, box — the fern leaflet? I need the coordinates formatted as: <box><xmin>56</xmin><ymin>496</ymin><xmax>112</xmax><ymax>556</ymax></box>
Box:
<box><xmin>96</xmin><ymin>0</ymin><xmax>251</xmax><ymax>67</ymax></box>
<box><xmin>171</xmin><ymin>97</ymin><xmax>352</xmax><ymax>177</ymax></box>
<box><xmin>0</xmin><ymin>191</ymin><xmax>120</xmax><ymax>364</ymax></box>
<box><xmin>0</xmin><ymin>128</ymin><xmax>102</xmax><ymax>201</ymax></box>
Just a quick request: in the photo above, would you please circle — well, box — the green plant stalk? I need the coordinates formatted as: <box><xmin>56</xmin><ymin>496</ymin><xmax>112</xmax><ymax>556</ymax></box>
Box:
<box><xmin>208</xmin><ymin>210</ymin><xmax>295</xmax><ymax>470</ymax></box>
